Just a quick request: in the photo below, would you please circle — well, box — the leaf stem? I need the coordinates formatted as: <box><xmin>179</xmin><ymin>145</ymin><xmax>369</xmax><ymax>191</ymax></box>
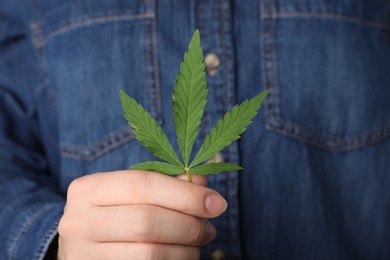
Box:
<box><xmin>185</xmin><ymin>167</ymin><xmax>192</xmax><ymax>183</ymax></box>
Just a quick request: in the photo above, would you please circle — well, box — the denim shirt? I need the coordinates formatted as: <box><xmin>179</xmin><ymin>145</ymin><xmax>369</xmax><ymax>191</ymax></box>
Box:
<box><xmin>1</xmin><ymin>0</ymin><xmax>390</xmax><ymax>259</ymax></box>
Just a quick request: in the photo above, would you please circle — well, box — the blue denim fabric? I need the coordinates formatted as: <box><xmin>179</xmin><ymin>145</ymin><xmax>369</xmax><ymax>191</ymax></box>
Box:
<box><xmin>0</xmin><ymin>0</ymin><xmax>389</xmax><ymax>259</ymax></box>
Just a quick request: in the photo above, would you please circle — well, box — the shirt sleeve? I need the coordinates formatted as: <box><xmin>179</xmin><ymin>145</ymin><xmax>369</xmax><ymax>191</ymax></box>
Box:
<box><xmin>0</xmin><ymin>8</ymin><xmax>65</xmax><ymax>260</ymax></box>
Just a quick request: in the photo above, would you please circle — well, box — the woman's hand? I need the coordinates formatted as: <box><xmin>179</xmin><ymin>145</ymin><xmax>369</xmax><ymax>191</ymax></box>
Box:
<box><xmin>57</xmin><ymin>170</ymin><xmax>227</xmax><ymax>259</ymax></box>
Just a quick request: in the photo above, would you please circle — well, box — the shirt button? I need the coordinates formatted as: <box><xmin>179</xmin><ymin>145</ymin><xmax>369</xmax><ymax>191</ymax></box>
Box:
<box><xmin>211</xmin><ymin>248</ymin><xmax>225</xmax><ymax>260</ymax></box>
<box><xmin>205</xmin><ymin>53</ymin><xmax>220</xmax><ymax>76</ymax></box>
<box><xmin>207</xmin><ymin>152</ymin><xmax>223</xmax><ymax>163</ymax></box>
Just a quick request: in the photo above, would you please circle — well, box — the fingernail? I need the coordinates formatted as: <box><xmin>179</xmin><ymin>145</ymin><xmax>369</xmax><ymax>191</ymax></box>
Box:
<box><xmin>205</xmin><ymin>194</ymin><xmax>228</xmax><ymax>215</ymax></box>
<box><xmin>206</xmin><ymin>222</ymin><xmax>217</xmax><ymax>241</ymax></box>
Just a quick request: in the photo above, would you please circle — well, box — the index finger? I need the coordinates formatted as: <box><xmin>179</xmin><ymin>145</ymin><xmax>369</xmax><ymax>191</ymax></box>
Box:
<box><xmin>82</xmin><ymin>170</ymin><xmax>227</xmax><ymax>218</ymax></box>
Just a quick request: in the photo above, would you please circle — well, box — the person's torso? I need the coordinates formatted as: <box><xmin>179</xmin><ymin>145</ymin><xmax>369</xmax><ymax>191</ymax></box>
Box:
<box><xmin>8</xmin><ymin>0</ymin><xmax>390</xmax><ymax>258</ymax></box>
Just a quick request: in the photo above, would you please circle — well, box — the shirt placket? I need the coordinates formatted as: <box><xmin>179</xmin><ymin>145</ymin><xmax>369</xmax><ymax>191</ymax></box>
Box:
<box><xmin>191</xmin><ymin>0</ymin><xmax>241</xmax><ymax>258</ymax></box>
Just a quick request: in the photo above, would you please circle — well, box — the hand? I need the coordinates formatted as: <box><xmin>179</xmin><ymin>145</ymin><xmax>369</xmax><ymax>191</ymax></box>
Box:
<box><xmin>57</xmin><ymin>170</ymin><xmax>227</xmax><ymax>259</ymax></box>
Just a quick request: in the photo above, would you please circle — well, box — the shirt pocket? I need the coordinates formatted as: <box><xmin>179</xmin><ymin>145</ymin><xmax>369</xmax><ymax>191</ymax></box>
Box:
<box><xmin>36</xmin><ymin>0</ymin><xmax>161</xmax><ymax>176</ymax></box>
<box><xmin>260</xmin><ymin>0</ymin><xmax>390</xmax><ymax>152</ymax></box>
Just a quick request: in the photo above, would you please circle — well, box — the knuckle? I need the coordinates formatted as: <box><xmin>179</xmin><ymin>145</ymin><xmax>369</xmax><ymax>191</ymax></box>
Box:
<box><xmin>188</xmin><ymin>218</ymin><xmax>203</xmax><ymax>244</ymax></box>
<box><xmin>141</xmin><ymin>244</ymin><xmax>160</xmax><ymax>260</ymax></box>
<box><xmin>67</xmin><ymin>175</ymin><xmax>90</xmax><ymax>201</ymax></box>
<box><xmin>177</xmin><ymin>190</ymin><xmax>194</xmax><ymax>210</ymax></box>
<box><xmin>58</xmin><ymin>215</ymin><xmax>73</xmax><ymax>238</ymax></box>
<box><xmin>58</xmin><ymin>210</ymin><xmax>86</xmax><ymax>239</ymax></box>
<box><xmin>134</xmin><ymin>207</ymin><xmax>156</xmax><ymax>238</ymax></box>
<box><xmin>133</xmin><ymin>171</ymin><xmax>153</xmax><ymax>201</ymax></box>
<box><xmin>192</xmin><ymin>247</ymin><xmax>201</xmax><ymax>259</ymax></box>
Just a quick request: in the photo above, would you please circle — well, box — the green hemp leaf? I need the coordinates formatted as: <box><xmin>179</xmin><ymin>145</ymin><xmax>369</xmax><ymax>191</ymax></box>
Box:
<box><xmin>120</xmin><ymin>29</ymin><xmax>269</xmax><ymax>182</ymax></box>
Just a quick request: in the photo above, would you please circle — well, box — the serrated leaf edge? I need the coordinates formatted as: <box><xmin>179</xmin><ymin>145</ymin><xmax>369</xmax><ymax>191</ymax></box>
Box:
<box><xmin>132</xmin><ymin>161</ymin><xmax>185</xmax><ymax>175</ymax></box>
<box><xmin>189</xmin><ymin>90</ymin><xmax>269</xmax><ymax>167</ymax></box>
<box><xmin>189</xmin><ymin>162</ymin><xmax>243</xmax><ymax>175</ymax></box>
<box><xmin>120</xmin><ymin>90</ymin><xmax>184</xmax><ymax>167</ymax></box>
<box><xmin>172</xmin><ymin>29</ymin><xmax>208</xmax><ymax>167</ymax></box>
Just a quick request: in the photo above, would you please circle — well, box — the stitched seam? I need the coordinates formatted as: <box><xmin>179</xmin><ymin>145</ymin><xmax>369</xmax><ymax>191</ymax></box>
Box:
<box><xmin>42</xmin><ymin>13</ymin><xmax>154</xmax><ymax>47</ymax></box>
<box><xmin>60</xmin><ymin>127</ymin><xmax>134</xmax><ymax>159</ymax></box>
<box><xmin>195</xmin><ymin>0</ymin><xmax>202</xmax><ymax>32</ymax></box>
<box><xmin>144</xmin><ymin>1</ymin><xmax>153</xmax><ymax>115</ymax></box>
<box><xmin>220</xmin><ymin>0</ymin><xmax>229</xmax><ymax>112</ymax></box>
<box><xmin>11</xmin><ymin>204</ymin><xmax>55</xmax><ymax>260</ymax></box>
<box><xmin>151</xmin><ymin>0</ymin><xmax>162</xmax><ymax>123</ymax></box>
<box><xmin>194</xmin><ymin>0</ymin><xmax>207</xmax><ymax>142</ymax></box>
<box><xmin>39</xmin><ymin>79</ymin><xmax>57</xmax><ymax>110</ymax></box>
<box><xmin>261</xmin><ymin>12</ymin><xmax>390</xmax><ymax>30</ymax></box>
<box><xmin>218</xmin><ymin>0</ymin><xmax>235</xmax><ymax>256</ymax></box>
<box><xmin>34</xmin><ymin>214</ymin><xmax>61</xmax><ymax>260</ymax></box>
<box><xmin>261</xmin><ymin>0</ymin><xmax>272</xmax><ymax>120</ymax></box>
<box><xmin>30</xmin><ymin>23</ymin><xmax>57</xmax><ymax>110</ymax></box>
<box><xmin>261</xmin><ymin>1</ymin><xmax>390</xmax><ymax>150</ymax></box>
<box><xmin>276</xmin><ymin>115</ymin><xmax>390</xmax><ymax>145</ymax></box>
<box><xmin>60</xmin><ymin>127</ymin><xmax>131</xmax><ymax>151</ymax></box>
<box><xmin>269</xmin><ymin>124</ymin><xmax>390</xmax><ymax>152</ymax></box>
<box><xmin>61</xmin><ymin>134</ymin><xmax>134</xmax><ymax>161</ymax></box>
<box><xmin>269</xmin><ymin>0</ymin><xmax>280</xmax><ymax>116</ymax></box>
<box><xmin>261</xmin><ymin>0</ymin><xmax>279</xmax><ymax>118</ymax></box>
